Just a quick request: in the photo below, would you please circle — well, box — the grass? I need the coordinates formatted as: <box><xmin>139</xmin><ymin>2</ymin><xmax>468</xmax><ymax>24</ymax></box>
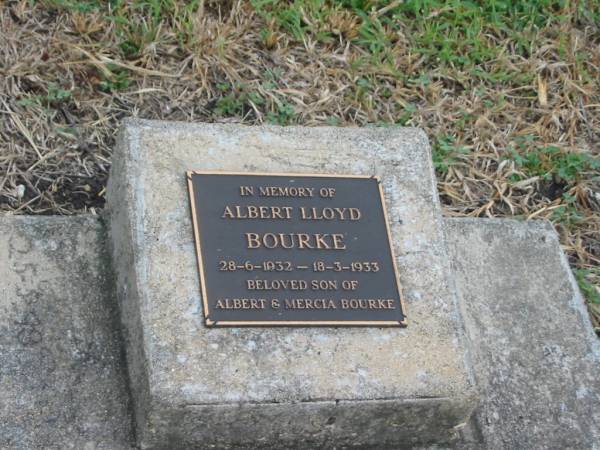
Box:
<box><xmin>0</xmin><ymin>0</ymin><xmax>598</xmax><ymax>332</ymax></box>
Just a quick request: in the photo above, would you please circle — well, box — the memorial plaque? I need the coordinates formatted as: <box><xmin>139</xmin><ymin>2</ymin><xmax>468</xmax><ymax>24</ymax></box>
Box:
<box><xmin>187</xmin><ymin>172</ymin><xmax>406</xmax><ymax>327</ymax></box>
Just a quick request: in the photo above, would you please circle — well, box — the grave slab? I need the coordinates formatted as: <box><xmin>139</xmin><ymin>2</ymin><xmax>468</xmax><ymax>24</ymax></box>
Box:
<box><xmin>107</xmin><ymin>119</ymin><xmax>477</xmax><ymax>448</ymax></box>
<box><xmin>0</xmin><ymin>216</ymin><xmax>134</xmax><ymax>449</ymax></box>
<box><xmin>445</xmin><ymin>218</ymin><xmax>600</xmax><ymax>449</ymax></box>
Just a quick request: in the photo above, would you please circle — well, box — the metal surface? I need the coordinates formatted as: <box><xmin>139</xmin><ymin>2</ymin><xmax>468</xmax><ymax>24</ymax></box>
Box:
<box><xmin>187</xmin><ymin>172</ymin><xmax>406</xmax><ymax>327</ymax></box>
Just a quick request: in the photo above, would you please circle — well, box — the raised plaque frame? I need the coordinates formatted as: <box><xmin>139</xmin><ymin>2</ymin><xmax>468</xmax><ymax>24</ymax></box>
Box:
<box><xmin>187</xmin><ymin>171</ymin><xmax>407</xmax><ymax>327</ymax></box>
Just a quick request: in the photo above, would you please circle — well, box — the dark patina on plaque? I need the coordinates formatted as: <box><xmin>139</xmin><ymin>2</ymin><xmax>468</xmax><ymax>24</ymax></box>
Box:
<box><xmin>187</xmin><ymin>172</ymin><xmax>406</xmax><ymax>327</ymax></box>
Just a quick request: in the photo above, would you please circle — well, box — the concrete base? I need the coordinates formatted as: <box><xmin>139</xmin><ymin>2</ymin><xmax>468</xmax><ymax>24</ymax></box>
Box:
<box><xmin>0</xmin><ymin>216</ymin><xmax>598</xmax><ymax>449</ymax></box>
<box><xmin>106</xmin><ymin>120</ymin><xmax>477</xmax><ymax>448</ymax></box>
<box><xmin>0</xmin><ymin>216</ymin><xmax>133</xmax><ymax>449</ymax></box>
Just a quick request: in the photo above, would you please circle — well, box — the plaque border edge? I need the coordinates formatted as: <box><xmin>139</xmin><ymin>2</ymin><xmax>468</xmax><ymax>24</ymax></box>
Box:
<box><xmin>186</xmin><ymin>170</ymin><xmax>408</xmax><ymax>328</ymax></box>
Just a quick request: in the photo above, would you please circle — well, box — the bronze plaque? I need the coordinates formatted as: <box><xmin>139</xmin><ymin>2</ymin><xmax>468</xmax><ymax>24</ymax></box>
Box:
<box><xmin>187</xmin><ymin>172</ymin><xmax>406</xmax><ymax>327</ymax></box>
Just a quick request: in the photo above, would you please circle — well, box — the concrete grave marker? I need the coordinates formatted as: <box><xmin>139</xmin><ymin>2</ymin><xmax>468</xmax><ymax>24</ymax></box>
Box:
<box><xmin>107</xmin><ymin>119</ymin><xmax>477</xmax><ymax>448</ymax></box>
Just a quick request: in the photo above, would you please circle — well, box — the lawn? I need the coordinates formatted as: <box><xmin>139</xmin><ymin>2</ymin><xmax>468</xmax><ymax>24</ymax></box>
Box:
<box><xmin>0</xmin><ymin>0</ymin><xmax>598</xmax><ymax>331</ymax></box>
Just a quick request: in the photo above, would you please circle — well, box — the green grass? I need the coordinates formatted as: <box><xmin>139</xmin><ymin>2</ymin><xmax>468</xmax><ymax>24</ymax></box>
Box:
<box><xmin>433</xmin><ymin>135</ymin><xmax>470</xmax><ymax>173</ymax></box>
<box><xmin>252</xmin><ymin>0</ymin><xmax>597</xmax><ymax>72</ymax></box>
<box><xmin>576</xmin><ymin>269</ymin><xmax>600</xmax><ymax>305</ymax></box>
<box><xmin>99</xmin><ymin>65</ymin><xmax>132</xmax><ymax>92</ymax></box>
<box><xmin>214</xmin><ymin>82</ymin><xmax>298</xmax><ymax>125</ymax></box>
<box><xmin>50</xmin><ymin>0</ymin><xmax>203</xmax><ymax>56</ymax></box>
<box><xmin>509</xmin><ymin>143</ymin><xmax>600</xmax><ymax>184</ymax></box>
<box><xmin>17</xmin><ymin>83</ymin><xmax>72</xmax><ymax>109</ymax></box>
<box><xmin>49</xmin><ymin>0</ymin><xmax>600</xmax><ymax>74</ymax></box>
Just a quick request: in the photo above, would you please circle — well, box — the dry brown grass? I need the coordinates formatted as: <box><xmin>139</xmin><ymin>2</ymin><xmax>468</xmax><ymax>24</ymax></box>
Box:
<box><xmin>0</xmin><ymin>0</ymin><xmax>598</xmax><ymax>331</ymax></box>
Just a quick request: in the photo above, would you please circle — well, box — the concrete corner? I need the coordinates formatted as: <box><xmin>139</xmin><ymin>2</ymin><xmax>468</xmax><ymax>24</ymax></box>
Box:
<box><xmin>445</xmin><ymin>218</ymin><xmax>600</xmax><ymax>449</ymax></box>
<box><xmin>0</xmin><ymin>216</ymin><xmax>133</xmax><ymax>449</ymax></box>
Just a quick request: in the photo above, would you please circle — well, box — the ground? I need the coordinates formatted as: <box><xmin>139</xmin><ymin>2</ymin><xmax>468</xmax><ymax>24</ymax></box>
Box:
<box><xmin>0</xmin><ymin>0</ymin><xmax>598</xmax><ymax>332</ymax></box>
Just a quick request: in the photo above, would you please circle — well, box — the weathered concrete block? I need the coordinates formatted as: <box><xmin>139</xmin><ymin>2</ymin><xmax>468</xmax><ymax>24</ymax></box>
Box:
<box><xmin>107</xmin><ymin>119</ymin><xmax>477</xmax><ymax>448</ymax></box>
<box><xmin>0</xmin><ymin>216</ymin><xmax>133</xmax><ymax>449</ymax></box>
<box><xmin>445</xmin><ymin>218</ymin><xmax>600</xmax><ymax>449</ymax></box>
